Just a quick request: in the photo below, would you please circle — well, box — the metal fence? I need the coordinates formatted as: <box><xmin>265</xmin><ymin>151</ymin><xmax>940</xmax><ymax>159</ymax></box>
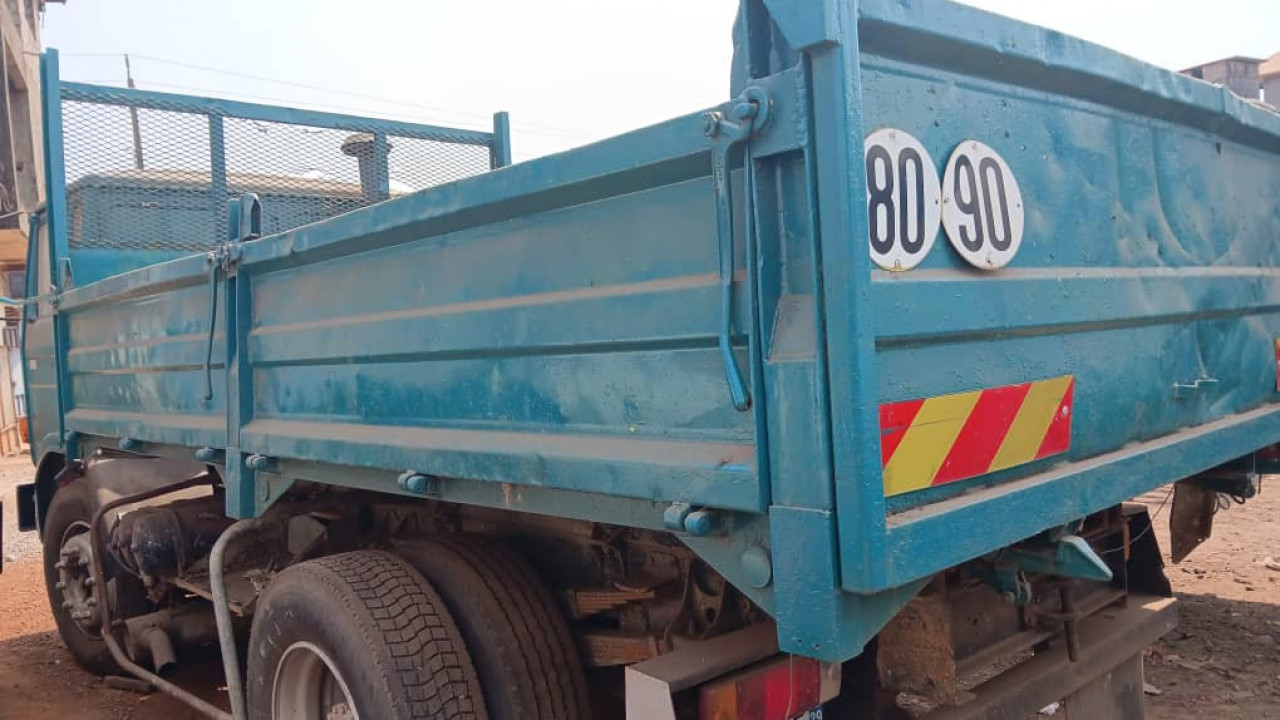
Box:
<box><xmin>57</xmin><ymin>82</ymin><xmax>510</xmax><ymax>253</ymax></box>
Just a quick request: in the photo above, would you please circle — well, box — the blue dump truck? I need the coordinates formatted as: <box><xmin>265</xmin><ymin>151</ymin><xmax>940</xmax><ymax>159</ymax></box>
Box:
<box><xmin>5</xmin><ymin>0</ymin><xmax>1277</xmax><ymax>718</ymax></box>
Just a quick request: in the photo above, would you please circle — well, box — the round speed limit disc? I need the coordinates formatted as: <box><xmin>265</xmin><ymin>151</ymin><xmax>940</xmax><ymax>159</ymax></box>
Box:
<box><xmin>864</xmin><ymin>128</ymin><xmax>942</xmax><ymax>272</ymax></box>
<box><xmin>941</xmin><ymin>140</ymin><xmax>1025</xmax><ymax>270</ymax></box>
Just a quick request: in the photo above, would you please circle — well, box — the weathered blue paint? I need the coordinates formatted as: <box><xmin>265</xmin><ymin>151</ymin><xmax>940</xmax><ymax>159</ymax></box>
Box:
<box><xmin>38</xmin><ymin>52</ymin><xmax>76</xmax><ymax>462</ymax></box>
<box><xmin>25</xmin><ymin>2</ymin><xmax>1280</xmax><ymax>663</ymax></box>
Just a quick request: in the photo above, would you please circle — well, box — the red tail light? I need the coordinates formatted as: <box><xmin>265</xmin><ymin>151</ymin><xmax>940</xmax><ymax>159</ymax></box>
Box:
<box><xmin>699</xmin><ymin>655</ymin><xmax>840</xmax><ymax>720</ymax></box>
<box><xmin>1274</xmin><ymin>339</ymin><xmax>1280</xmax><ymax>391</ymax></box>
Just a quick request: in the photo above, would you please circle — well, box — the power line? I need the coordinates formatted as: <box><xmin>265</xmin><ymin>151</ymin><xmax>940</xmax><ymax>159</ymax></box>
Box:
<box><xmin>101</xmin><ymin>78</ymin><xmax>491</xmax><ymax>130</ymax></box>
<box><xmin>58</xmin><ymin>51</ymin><xmax>591</xmax><ymax>141</ymax></box>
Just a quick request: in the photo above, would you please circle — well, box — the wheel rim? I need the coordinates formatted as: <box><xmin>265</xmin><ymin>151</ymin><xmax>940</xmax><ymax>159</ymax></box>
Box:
<box><xmin>272</xmin><ymin>641</ymin><xmax>359</xmax><ymax>720</ymax></box>
<box><xmin>56</xmin><ymin>521</ymin><xmax>101</xmax><ymax>638</ymax></box>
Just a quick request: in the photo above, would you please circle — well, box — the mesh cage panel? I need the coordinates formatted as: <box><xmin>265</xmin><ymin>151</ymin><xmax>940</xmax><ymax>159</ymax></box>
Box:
<box><xmin>61</xmin><ymin>90</ymin><xmax>496</xmax><ymax>254</ymax></box>
<box><xmin>387</xmin><ymin>136</ymin><xmax>494</xmax><ymax>192</ymax></box>
<box><xmin>64</xmin><ymin>101</ymin><xmax>215</xmax><ymax>252</ymax></box>
<box><xmin>223</xmin><ymin>118</ymin><xmax>367</xmax><ymax>238</ymax></box>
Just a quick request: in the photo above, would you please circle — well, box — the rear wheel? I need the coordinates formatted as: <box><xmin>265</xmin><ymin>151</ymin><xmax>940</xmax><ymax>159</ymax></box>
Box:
<box><xmin>395</xmin><ymin>535</ymin><xmax>591</xmax><ymax>720</ymax></box>
<box><xmin>41</xmin><ymin>485</ymin><xmax>146</xmax><ymax>675</ymax></box>
<box><xmin>247</xmin><ymin>550</ymin><xmax>487</xmax><ymax>720</ymax></box>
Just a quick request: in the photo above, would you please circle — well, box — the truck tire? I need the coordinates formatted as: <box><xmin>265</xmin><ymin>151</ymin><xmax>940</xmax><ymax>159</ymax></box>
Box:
<box><xmin>395</xmin><ymin>535</ymin><xmax>591</xmax><ymax>720</ymax></box>
<box><xmin>41</xmin><ymin>484</ymin><xmax>147</xmax><ymax>676</ymax></box>
<box><xmin>246</xmin><ymin>550</ymin><xmax>488</xmax><ymax>720</ymax></box>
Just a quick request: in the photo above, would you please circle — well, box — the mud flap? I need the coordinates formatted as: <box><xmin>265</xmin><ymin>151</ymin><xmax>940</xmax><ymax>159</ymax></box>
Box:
<box><xmin>1169</xmin><ymin>481</ymin><xmax>1216</xmax><ymax>563</ymax></box>
<box><xmin>17</xmin><ymin>482</ymin><xmax>36</xmax><ymax>531</ymax></box>
<box><xmin>1119</xmin><ymin>504</ymin><xmax>1173</xmax><ymax>598</ymax></box>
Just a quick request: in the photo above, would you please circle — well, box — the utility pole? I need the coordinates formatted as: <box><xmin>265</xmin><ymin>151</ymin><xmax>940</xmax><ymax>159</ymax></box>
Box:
<box><xmin>125</xmin><ymin>54</ymin><xmax>143</xmax><ymax>170</ymax></box>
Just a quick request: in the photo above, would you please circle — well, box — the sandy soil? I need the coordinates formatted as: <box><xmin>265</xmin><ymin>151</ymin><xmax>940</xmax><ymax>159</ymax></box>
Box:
<box><xmin>1143</xmin><ymin>483</ymin><xmax>1280</xmax><ymax>719</ymax></box>
<box><xmin>0</xmin><ymin>455</ymin><xmax>1277</xmax><ymax>718</ymax></box>
<box><xmin>0</xmin><ymin>457</ymin><xmax>208</xmax><ymax>720</ymax></box>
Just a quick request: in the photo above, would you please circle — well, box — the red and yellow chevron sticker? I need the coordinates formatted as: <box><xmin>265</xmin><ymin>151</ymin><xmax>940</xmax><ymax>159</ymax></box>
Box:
<box><xmin>880</xmin><ymin>376</ymin><xmax>1075</xmax><ymax>497</ymax></box>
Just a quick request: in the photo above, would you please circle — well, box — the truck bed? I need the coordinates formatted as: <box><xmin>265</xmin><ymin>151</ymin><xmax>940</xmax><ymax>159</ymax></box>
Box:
<box><xmin>27</xmin><ymin>0</ymin><xmax>1280</xmax><ymax>662</ymax></box>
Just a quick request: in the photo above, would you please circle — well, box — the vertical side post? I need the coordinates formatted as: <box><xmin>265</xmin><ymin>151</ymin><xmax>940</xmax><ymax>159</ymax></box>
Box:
<box><xmin>208</xmin><ymin>115</ymin><xmax>227</xmax><ymax>242</ymax></box>
<box><xmin>371</xmin><ymin>132</ymin><xmax>390</xmax><ymax>202</ymax></box>
<box><xmin>39</xmin><ymin>50</ymin><xmax>74</xmax><ymax>456</ymax></box>
<box><xmin>40</xmin><ymin>51</ymin><xmax>68</xmax><ymax>272</ymax></box>
<box><xmin>760</xmin><ymin>0</ymin><xmax>889</xmax><ymax>585</ymax></box>
<box><xmin>801</xmin><ymin>1</ymin><xmax>890</xmax><ymax>593</ymax></box>
<box><xmin>490</xmin><ymin>111</ymin><xmax>512</xmax><ymax>169</ymax></box>
<box><xmin>223</xmin><ymin>225</ymin><xmax>256</xmax><ymax>519</ymax></box>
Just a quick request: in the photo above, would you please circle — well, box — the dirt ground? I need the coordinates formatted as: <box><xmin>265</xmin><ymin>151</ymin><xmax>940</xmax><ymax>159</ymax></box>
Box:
<box><xmin>0</xmin><ymin>455</ymin><xmax>1277</xmax><ymax>719</ymax></box>
<box><xmin>1142</xmin><ymin>483</ymin><xmax>1280</xmax><ymax>719</ymax></box>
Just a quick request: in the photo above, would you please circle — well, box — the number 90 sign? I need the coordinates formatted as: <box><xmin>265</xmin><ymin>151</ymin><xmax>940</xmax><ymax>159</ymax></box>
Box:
<box><xmin>941</xmin><ymin>140</ymin><xmax>1025</xmax><ymax>270</ymax></box>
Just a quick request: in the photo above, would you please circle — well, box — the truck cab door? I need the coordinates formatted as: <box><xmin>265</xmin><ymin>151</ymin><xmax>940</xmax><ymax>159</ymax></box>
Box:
<box><xmin>22</xmin><ymin>210</ymin><xmax>60</xmax><ymax>460</ymax></box>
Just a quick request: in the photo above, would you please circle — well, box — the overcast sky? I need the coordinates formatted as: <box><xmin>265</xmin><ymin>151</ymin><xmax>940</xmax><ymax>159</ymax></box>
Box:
<box><xmin>41</xmin><ymin>1</ymin><xmax>1280</xmax><ymax>161</ymax></box>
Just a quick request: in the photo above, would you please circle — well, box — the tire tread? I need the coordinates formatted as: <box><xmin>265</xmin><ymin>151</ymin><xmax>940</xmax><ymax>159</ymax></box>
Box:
<box><xmin>398</xmin><ymin>535</ymin><xmax>590</xmax><ymax>720</ymax></box>
<box><xmin>250</xmin><ymin>550</ymin><xmax>487</xmax><ymax>719</ymax></box>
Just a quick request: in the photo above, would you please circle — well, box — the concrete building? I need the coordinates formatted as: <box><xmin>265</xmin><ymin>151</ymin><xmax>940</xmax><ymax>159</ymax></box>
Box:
<box><xmin>1180</xmin><ymin>56</ymin><xmax>1263</xmax><ymax>100</ymax></box>
<box><xmin>1</xmin><ymin>0</ymin><xmax>44</xmax><ymax>263</ymax></box>
<box><xmin>0</xmin><ymin>0</ymin><xmax>50</xmax><ymax>453</ymax></box>
<box><xmin>1261</xmin><ymin>52</ymin><xmax>1280</xmax><ymax>107</ymax></box>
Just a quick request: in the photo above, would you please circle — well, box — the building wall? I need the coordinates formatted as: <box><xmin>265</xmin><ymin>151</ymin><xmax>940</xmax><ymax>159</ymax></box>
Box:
<box><xmin>0</xmin><ymin>0</ymin><xmax>41</xmax><ymax>451</ymax></box>
<box><xmin>1</xmin><ymin>0</ymin><xmax>43</xmax><ymax>209</ymax></box>
<box><xmin>1184</xmin><ymin>58</ymin><xmax>1262</xmax><ymax>101</ymax></box>
<box><xmin>0</xmin><ymin>0</ymin><xmax>43</xmax><ymax>264</ymax></box>
<box><xmin>1264</xmin><ymin>75</ymin><xmax>1280</xmax><ymax>107</ymax></box>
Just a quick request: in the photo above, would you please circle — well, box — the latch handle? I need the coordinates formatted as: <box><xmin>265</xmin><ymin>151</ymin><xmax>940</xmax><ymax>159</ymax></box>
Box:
<box><xmin>1172</xmin><ymin>375</ymin><xmax>1218</xmax><ymax>400</ymax></box>
<box><xmin>705</xmin><ymin>87</ymin><xmax>770</xmax><ymax>412</ymax></box>
<box><xmin>203</xmin><ymin>193</ymin><xmax>261</xmax><ymax>403</ymax></box>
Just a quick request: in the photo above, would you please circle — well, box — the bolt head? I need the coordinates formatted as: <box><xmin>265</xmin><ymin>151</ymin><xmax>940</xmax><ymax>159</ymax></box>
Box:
<box><xmin>741</xmin><ymin>545</ymin><xmax>773</xmax><ymax>589</ymax></box>
<box><xmin>703</xmin><ymin>112</ymin><xmax>723</xmax><ymax>137</ymax></box>
<box><xmin>683</xmin><ymin>510</ymin><xmax>717</xmax><ymax>536</ymax></box>
<box><xmin>246</xmin><ymin>454</ymin><xmax>274</xmax><ymax>471</ymax></box>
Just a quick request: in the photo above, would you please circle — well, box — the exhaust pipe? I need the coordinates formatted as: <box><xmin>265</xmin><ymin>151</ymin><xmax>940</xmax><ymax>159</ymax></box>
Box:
<box><xmin>124</xmin><ymin>606</ymin><xmax>218</xmax><ymax>674</ymax></box>
<box><xmin>139</xmin><ymin>625</ymin><xmax>177</xmax><ymax>674</ymax></box>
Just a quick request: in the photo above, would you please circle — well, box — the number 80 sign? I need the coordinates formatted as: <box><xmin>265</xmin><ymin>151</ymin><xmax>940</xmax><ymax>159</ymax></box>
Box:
<box><xmin>863</xmin><ymin>129</ymin><xmax>942</xmax><ymax>272</ymax></box>
<box><xmin>864</xmin><ymin>131</ymin><xmax>1025</xmax><ymax>271</ymax></box>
